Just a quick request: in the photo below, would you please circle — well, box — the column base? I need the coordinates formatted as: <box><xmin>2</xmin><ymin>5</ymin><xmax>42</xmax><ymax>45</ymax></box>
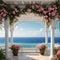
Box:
<box><xmin>6</xmin><ymin>51</ymin><xmax>11</xmax><ymax>60</ymax></box>
<box><xmin>6</xmin><ymin>57</ymin><xmax>11</xmax><ymax>60</ymax></box>
<box><xmin>49</xmin><ymin>55</ymin><xmax>54</xmax><ymax>60</ymax></box>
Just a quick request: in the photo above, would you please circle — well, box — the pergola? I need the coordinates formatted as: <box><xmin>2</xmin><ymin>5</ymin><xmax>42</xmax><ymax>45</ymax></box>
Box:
<box><xmin>0</xmin><ymin>0</ymin><xmax>60</xmax><ymax>60</ymax></box>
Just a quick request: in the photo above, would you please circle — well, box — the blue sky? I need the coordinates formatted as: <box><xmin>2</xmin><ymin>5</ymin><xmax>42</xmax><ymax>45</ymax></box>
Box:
<box><xmin>13</xmin><ymin>21</ymin><xmax>60</xmax><ymax>37</ymax></box>
<box><xmin>0</xmin><ymin>21</ymin><xmax>60</xmax><ymax>37</ymax></box>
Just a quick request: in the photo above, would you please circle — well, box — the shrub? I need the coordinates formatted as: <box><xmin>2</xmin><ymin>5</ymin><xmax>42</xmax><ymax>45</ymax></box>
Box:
<box><xmin>0</xmin><ymin>49</ymin><xmax>6</xmax><ymax>60</ymax></box>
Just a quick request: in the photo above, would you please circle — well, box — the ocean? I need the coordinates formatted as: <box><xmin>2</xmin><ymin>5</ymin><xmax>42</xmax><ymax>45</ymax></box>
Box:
<box><xmin>0</xmin><ymin>37</ymin><xmax>60</xmax><ymax>44</ymax></box>
<box><xmin>0</xmin><ymin>37</ymin><xmax>60</xmax><ymax>48</ymax></box>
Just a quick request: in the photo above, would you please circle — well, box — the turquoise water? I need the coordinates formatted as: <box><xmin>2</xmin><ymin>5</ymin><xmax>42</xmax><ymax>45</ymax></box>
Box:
<box><xmin>21</xmin><ymin>43</ymin><xmax>51</xmax><ymax>48</ymax></box>
<box><xmin>0</xmin><ymin>37</ymin><xmax>60</xmax><ymax>48</ymax></box>
<box><xmin>0</xmin><ymin>43</ymin><xmax>55</xmax><ymax>48</ymax></box>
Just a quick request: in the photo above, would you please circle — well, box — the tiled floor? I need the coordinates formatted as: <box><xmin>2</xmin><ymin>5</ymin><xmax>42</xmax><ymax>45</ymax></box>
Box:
<box><xmin>10</xmin><ymin>53</ymin><xmax>49</xmax><ymax>60</ymax></box>
<box><xmin>8</xmin><ymin>48</ymin><xmax>50</xmax><ymax>60</ymax></box>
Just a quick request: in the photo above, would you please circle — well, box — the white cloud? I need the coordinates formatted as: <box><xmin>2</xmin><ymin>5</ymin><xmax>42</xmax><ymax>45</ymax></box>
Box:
<box><xmin>39</xmin><ymin>28</ymin><xmax>44</xmax><ymax>32</ymax></box>
<box><xmin>55</xmin><ymin>29</ymin><xmax>60</xmax><ymax>37</ymax></box>
<box><xmin>0</xmin><ymin>29</ymin><xmax>5</xmax><ymax>37</ymax></box>
<box><xmin>13</xmin><ymin>27</ymin><xmax>46</xmax><ymax>37</ymax></box>
<box><xmin>0</xmin><ymin>27</ymin><xmax>60</xmax><ymax>37</ymax></box>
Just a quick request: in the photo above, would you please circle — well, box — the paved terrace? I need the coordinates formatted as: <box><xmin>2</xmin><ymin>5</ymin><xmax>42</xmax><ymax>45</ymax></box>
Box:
<box><xmin>8</xmin><ymin>48</ymin><xmax>50</xmax><ymax>60</ymax></box>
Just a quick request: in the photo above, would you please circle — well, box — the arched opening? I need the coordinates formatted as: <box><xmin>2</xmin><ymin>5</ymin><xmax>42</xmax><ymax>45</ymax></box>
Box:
<box><xmin>12</xmin><ymin>21</ymin><xmax>45</xmax><ymax>48</ymax></box>
<box><xmin>9</xmin><ymin>13</ymin><xmax>46</xmax><ymax>48</ymax></box>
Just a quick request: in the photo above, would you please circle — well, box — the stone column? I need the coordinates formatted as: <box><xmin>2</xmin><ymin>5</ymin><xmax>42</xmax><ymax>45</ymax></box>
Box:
<box><xmin>10</xmin><ymin>24</ymin><xmax>14</xmax><ymax>45</ymax></box>
<box><xmin>4</xmin><ymin>18</ymin><xmax>10</xmax><ymax>60</ymax></box>
<box><xmin>49</xmin><ymin>20</ymin><xmax>55</xmax><ymax>60</ymax></box>
<box><xmin>45</xmin><ymin>22</ymin><xmax>48</xmax><ymax>47</ymax></box>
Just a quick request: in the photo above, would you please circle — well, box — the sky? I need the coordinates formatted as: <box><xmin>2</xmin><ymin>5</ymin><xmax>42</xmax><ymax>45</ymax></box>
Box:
<box><xmin>0</xmin><ymin>21</ymin><xmax>60</xmax><ymax>37</ymax></box>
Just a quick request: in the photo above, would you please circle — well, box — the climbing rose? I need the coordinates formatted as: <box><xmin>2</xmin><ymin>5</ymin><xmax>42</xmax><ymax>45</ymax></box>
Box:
<box><xmin>27</xmin><ymin>9</ymin><xmax>31</xmax><ymax>12</ymax></box>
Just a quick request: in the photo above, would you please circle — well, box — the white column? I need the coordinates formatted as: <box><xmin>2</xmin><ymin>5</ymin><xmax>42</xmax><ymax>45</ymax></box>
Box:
<box><xmin>10</xmin><ymin>29</ymin><xmax>13</xmax><ymax>45</ymax></box>
<box><xmin>4</xmin><ymin>18</ymin><xmax>10</xmax><ymax>60</ymax></box>
<box><xmin>49</xmin><ymin>20</ymin><xmax>55</xmax><ymax>60</ymax></box>
<box><xmin>45</xmin><ymin>22</ymin><xmax>48</xmax><ymax>47</ymax></box>
<box><xmin>10</xmin><ymin>25</ymin><xmax>14</xmax><ymax>45</ymax></box>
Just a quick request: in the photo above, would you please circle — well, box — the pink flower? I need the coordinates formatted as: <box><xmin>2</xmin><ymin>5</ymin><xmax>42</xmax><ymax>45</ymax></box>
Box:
<box><xmin>37</xmin><ymin>44</ymin><xmax>46</xmax><ymax>49</ymax></box>
<box><xmin>48</xmin><ymin>7</ymin><xmax>52</xmax><ymax>11</ymax></box>
<box><xmin>0</xmin><ymin>12</ymin><xmax>3</xmax><ymax>15</ymax></box>
<box><xmin>12</xmin><ymin>11</ymin><xmax>16</xmax><ymax>14</ymax></box>
<box><xmin>3</xmin><ymin>9</ymin><xmax>6</xmax><ymax>12</ymax></box>
<box><xmin>51</xmin><ymin>12</ymin><xmax>56</xmax><ymax>16</ymax></box>
<box><xmin>49</xmin><ymin>13</ymin><xmax>51</xmax><ymax>16</ymax></box>
<box><xmin>38</xmin><ymin>8</ymin><xmax>41</xmax><ymax>12</ymax></box>
<box><xmin>31</xmin><ymin>5</ymin><xmax>35</xmax><ymax>9</ymax></box>
<box><xmin>48</xmin><ymin>7</ymin><xmax>54</xmax><ymax>11</ymax></box>
<box><xmin>14</xmin><ymin>8</ymin><xmax>18</xmax><ymax>12</ymax></box>
<box><xmin>54</xmin><ymin>10</ymin><xmax>57</xmax><ymax>13</ymax></box>
<box><xmin>27</xmin><ymin>9</ymin><xmax>31</xmax><ymax>12</ymax></box>
<box><xmin>43</xmin><ymin>15</ymin><xmax>48</xmax><ymax>19</ymax></box>
<box><xmin>38</xmin><ymin>7</ymin><xmax>44</xmax><ymax>12</ymax></box>
<box><xmin>53</xmin><ymin>5</ymin><xmax>57</xmax><ymax>9</ymax></box>
<box><xmin>54</xmin><ymin>7</ymin><xmax>57</xmax><ymax>10</ymax></box>
<box><xmin>57</xmin><ymin>50</ymin><xmax>60</xmax><ymax>56</ymax></box>
<box><xmin>11</xmin><ymin>44</ymin><xmax>20</xmax><ymax>50</ymax></box>
<box><xmin>3</xmin><ymin>14</ymin><xmax>7</xmax><ymax>17</ymax></box>
<box><xmin>43</xmin><ymin>11</ymin><xmax>47</xmax><ymax>14</ymax></box>
<box><xmin>3</xmin><ymin>9</ymin><xmax>8</xmax><ymax>13</ymax></box>
<box><xmin>40</xmin><ymin>7</ymin><xmax>44</xmax><ymax>11</ymax></box>
<box><xmin>54</xmin><ymin>55</ymin><xmax>58</xmax><ymax>60</ymax></box>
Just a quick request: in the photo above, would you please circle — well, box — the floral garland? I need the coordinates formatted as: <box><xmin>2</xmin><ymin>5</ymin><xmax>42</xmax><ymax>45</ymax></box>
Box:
<box><xmin>22</xmin><ymin>1</ymin><xmax>60</xmax><ymax>26</ymax></box>
<box><xmin>0</xmin><ymin>0</ymin><xmax>20</xmax><ymax>24</ymax></box>
<box><xmin>0</xmin><ymin>0</ymin><xmax>60</xmax><ymax>26</ymax></box>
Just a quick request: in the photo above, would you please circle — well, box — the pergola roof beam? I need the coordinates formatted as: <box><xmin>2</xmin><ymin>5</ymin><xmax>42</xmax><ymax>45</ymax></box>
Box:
<box><xmin>3</xmin><ymin>0</ymin><xmax>56</xmax><ymax>5</ymax></box>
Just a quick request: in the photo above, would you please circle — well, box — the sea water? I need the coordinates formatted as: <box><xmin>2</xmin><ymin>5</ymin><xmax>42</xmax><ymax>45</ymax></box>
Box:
<box><xmin>0</xmin><ymin>37</ymin><xmax>60</xmax><ymax>48</ymax></box>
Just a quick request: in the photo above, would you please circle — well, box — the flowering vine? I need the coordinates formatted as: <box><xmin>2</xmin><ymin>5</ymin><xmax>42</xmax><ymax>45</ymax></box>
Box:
<box><xmin>0</xmin><ymin>0</ymin><xmax>20</xmax><ymax>24</ymax></box>
<box><xmin>0</xmin><ymin>0</ymin><xmax>60</xmax><ymax>27</ymax></box>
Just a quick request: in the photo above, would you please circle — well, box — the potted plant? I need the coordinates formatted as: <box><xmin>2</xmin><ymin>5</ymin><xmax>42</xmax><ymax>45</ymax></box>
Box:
<box><xmin>37</xmin><ymin>44</ymin><xmax>46</xmax><ymax>55</ymax></box>
<box><xmin>10</xmin><ymin>44</ymin><xmax>20</xmax><ymax>56</ymax></box>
